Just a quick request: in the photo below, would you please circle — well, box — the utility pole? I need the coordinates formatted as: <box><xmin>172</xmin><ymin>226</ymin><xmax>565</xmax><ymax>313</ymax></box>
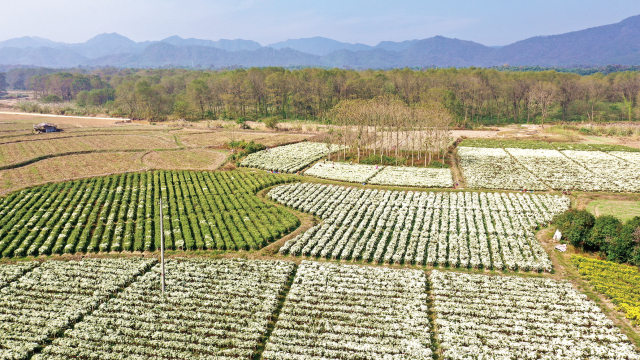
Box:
<box><xmin>159</xmin><ymin>198</ymin><xmax>165</xmax><ymax>295</ymax></box>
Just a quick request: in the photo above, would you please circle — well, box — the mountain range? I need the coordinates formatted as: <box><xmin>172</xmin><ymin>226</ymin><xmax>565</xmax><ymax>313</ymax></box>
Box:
<box><xmin>1</xmin><ymin>15</ymin><xmax>640</xmax><ymax>68</ymax></box>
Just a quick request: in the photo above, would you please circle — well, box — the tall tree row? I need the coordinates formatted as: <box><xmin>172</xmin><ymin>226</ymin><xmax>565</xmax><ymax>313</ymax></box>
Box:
<box><xmin>328</xmin><ymin>96</ymin><xmax>452</xmax><ymax>166</ymax></box>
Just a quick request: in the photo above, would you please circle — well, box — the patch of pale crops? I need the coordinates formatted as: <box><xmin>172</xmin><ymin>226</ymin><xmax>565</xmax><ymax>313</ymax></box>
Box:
<box><xmin>0</xmin><ymin>261</ymin><xmax>38</xmax><ymax>289</ymax></box>
<box><xmin>457</xmin><ymin>147</ymin><xmax>546</xmax><ymax>190</ymax></box>
<box><xmin>0</xmin><ymin>258</ymin><xmax>156</xmax><ymax>360</ymax></box>
<box><xmin>431</xmin><ymin>270</ymin><xmax>640</xmax><ymax>360</ymax></box>
<box><xmin>368</xmin><ymin>166</ymin><xmax>454</xmax><ymax>188</ymax></box>
<box><xmin>458</xmin><ymin>146</ymin><xmax>640</xmax><ymax>192</ymax></box>
<box><xmin>263</xmin><ymin>261</ymin><xmax>432</xmax><ymax>360</ymax></box>
<box><xmin>270</xmin><ymin>183</ymin><xmax>569</xmax><ymax>271</ymax></box>
<box><xmin>240</xmin><ymin>142</ymin><xmax>346</xmax><ymax>173</ymax></box>
<box><xmin>35</xmin><ymin>258</ymin><xmax>294</xmax><ymax>360</ymax></box>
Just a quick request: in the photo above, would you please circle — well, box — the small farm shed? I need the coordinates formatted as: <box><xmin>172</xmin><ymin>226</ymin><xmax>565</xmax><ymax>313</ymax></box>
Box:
<box><xmin>33</xmin><ymin>123</ymin><xmax>59</xmax><ymax>133</ymax></box>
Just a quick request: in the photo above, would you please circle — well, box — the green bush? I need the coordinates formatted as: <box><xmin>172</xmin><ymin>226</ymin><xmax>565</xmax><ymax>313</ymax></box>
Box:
<box><xmin>586</xmin><ymin>215</ymin><xmax>622</xmax><ymax>252</ymax></box>
<box><xmin>41</xmin><ymin>94</ymin><xmax>63</xmax><ymax>103</ymax></box>
<box><xmin>553</xmin><ymin>209</ymin><xmax>595</xmax><ymax>248</ymax></box>
<box><xmin>607</xmin><ymin>217</ymin><xmax>640</xmax><ymax>264</ymax></box>
<box><xmin>264</xmin><ymin>117</ymin><xmax>279</xmax><ymax>129</ymax></box>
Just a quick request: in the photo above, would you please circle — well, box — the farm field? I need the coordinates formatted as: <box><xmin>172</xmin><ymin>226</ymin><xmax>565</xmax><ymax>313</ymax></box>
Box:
<box><xmin>0</xmin><ymin>134</ymin><xmax>178</xmax><ymax>168</ymax></box>
<box><xmin>263</xmin><ymin>261</ymin><xmax>432</xmax><ymax>359</ymax></box>
<box><xmin>241</xmin><ymin>142</ymin><xmax>345</xmax><ymax>173</ymax></box>
<box><xmin>0</xmin><ymin>170</ymin><xmax>298</xmax><ymax>258</ymax></box>
<box><xmin>271</xmin><ymin>182</ymin><xmax>569</xmax><ymax>271</ymax></box>
<box><xmin>585</xmin><ymin>199</ymin><xmax>640</xmax><ymax>221</ymax></box>
<box><xmin>573</xmin><ymin>256</ymin><xmax>640</xmax><ymax>323</ymax></box>
<box><xmin>458</xmin><ymin>144</ymin><xmax>640</xmax><ymax>192</ymax></box>
<box><xmin>304</xmin><ymin>162</ymin><xmax>454</xmax><ymax>188</ymax></box>
<box><xmin>431</xmin><ymin>270</ymin><xmax>639</xmax><ymax>359</ymax></box>
<box><xmin>36</xmin><ymin>258</ymin><xmax>294</xmax><ymax>360</ymax></box>
<box><xmin>0</xmin><ymin>258</ymin><xmax>635</xmax><ymax>359</ymax></box>
<box><xmin>0</xmin><ymin>257</ymin><xmax>156</xmax><ymax>360</ymax></box>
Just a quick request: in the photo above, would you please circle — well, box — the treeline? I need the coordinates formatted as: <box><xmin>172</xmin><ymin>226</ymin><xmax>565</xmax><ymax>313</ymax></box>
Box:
<box><xmin>555</xmin><ymin>210</ymin><xmax>640</xmax><ymax>266</ymax></box>
<box><xmin>5</xmin><ymin>67</ymin><xmax>640</xmax><ymax>124</ymax></box>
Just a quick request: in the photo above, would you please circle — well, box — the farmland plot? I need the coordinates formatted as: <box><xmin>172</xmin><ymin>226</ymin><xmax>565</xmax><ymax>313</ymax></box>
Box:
<box><xmin>271</xmin><ymin>183</ymin><xmax>568</xmax><ymax>271</ymax></box>
<box><xmin>457</xmin><ymin>147</ymin><xmax>546</xmax><ymax>190</ymax></box>
<box><xmin>573</xmin><ymin>256</ymin><xmax>640</xmax><ymax>322</ymax></box>
<box><xmin>0</xmin><ymin>170</ymin><xmax>298</xmax><ymax>258</ymax></box>
<box><xmin>263</xmin><ymin>261</ymin><xmax>432</xmax><ymax>360</ymax></box>
<box><xmin>431</xmin><ymin>270</ymin><xmax>640</xmax><ymax>359</ymax></box>
<box><xmin>36</xmin><ymin>258</ymin><xmax>294</xmax><ymax>360</ymax></box>
<box><xmin>0</xmin><ymin>261</ymin><xmax>37</xmax><ymax>288</ymax></box>
<box><xmin>368</xmin><ymin>166</ymin><xmax>454</xmax><ymax>188</ymax></box>
<box><xmin>304</xmin><ymin>162</ymin><xmax>382</xmax><ymax>183</ymax></box>
<box><xmin>561</xmin><ymin>150</ymin><xmax>640</xmax><ymax>192</ymax></box>
<box><xmin>506</xmin><ymin>148</ymin><xmax>613</xmax><ymax>191</ymax></box>
<box><xmin>240</xmin><ymin>142</ymin><xmax>345</xmax><ymax>173</ymax></box>
<box><xmin>0</xmin><ymin>134</ymin><xmax>177</xmax><ymax>167</ymax></box>
<box><xmin>0</xmin><ymin>258</ymin><xmax>155</xmax><ymax>360</ymax></box>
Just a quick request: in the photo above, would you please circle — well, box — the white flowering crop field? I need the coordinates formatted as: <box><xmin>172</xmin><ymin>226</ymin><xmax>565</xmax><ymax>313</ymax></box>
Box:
<box><xmin>270</xmin><ymin>183</ymin><xmax>569</xmax><ymax>271</ymax></box>
<box><xmin>263</xmin><ymin>261</ymin><xmax>432</xmax><ymax>360</ymax></box>
<box><xmin>457</xmin><ymin>147</ymin><xmax>546</xmax><ymax>190</ymax></box>
<box><xmin>368</xmin><ymin>166</ymin><xmax>454</xmax><ymax>188</ymax></box>
<box><xmin>35</xmin><ymin>258</ymin><xmax>294</xmax><ymax>360</ymax></box>
<box><xmin>431</xmin><ymin>270</ymin><xmax>640</xmax><ymax>360</ymax></box>
<box><xmin>0</xmin><ymin>258</ymin><xmax>155</xmax><ymax>360</ymax></box>
<box><xmin>305</xmin><ymin>162</ymin><xmax>382</xmax><ymax>183</ymax></box>
<box><xmin>304</xmin><ymin>162</ymin><xmax>454</xmax><ymax>188</ymax></box>
<box><xmin>459</xmin><ymin>146</ymin><xmax>640</xmax><ymax>192</ymax></box>
<box><xmin>241</xmin><ymin>142</ymin><xmax>345</xmax><ymax>173</ymax></box>
<box><xmin>0</xmin><ymin>261</ymin><xmax>37</xmax><ymax>289</ymax></box>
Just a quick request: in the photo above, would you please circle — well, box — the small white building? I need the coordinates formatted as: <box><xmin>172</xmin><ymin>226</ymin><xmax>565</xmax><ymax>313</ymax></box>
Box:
<box><xmin>33</xmin><ymin>123</ymin><xmax>58</xmax><ymax>133</ymax></box>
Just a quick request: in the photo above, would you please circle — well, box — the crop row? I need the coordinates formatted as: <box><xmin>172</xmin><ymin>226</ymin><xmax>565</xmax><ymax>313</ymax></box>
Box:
<box><xmin>1</xmin><ymin>258</ymin><xmax>637</xmax><ymax>359</ymax></box>
<box><xmin>572</xmin><ymin>256</ymin><xmax>640</xmax><ymax>323</ymax></box>
<box><xmin>459</xmin><ymin>146</ymin><xmax>640</xmax><ymax>192</ymax></box>
<box><xmin>0</xmin><ymin>170</ymin><xmax>299</xmax><ymax>257</ymax></box>
<box><xmin>270</xmin><ymin>183</ymin><xmax>569</xmax><ymax>271</ymax></box>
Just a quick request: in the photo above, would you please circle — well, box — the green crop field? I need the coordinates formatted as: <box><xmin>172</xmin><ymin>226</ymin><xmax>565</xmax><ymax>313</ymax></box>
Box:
<box><xmin>0</xmin><ymin>170</ymin><xmax>299</xmax><ymax>257</ymax></box>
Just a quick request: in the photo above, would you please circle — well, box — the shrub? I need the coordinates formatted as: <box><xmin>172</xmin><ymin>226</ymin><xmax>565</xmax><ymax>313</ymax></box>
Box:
<box><xmin>607</xmin><ymin>216</ymin><xmax>640</xmax><ymax>264</ymax></box>
<box><xmin>586</xmin><ymin>215</ymin><xmax>622</xmax><ymax>252</ymax></box>
<box><xmin>264</xmin><ymin>117</ymin><xmax>279</xmax><ymax>130</ymax></box>
<box><xmin>41</xmin><ymin>94</ymin><xmax>63</xmax><ymax>103</ymax></box>
<box><xmin>553</xmin><ymin>209</ymin><xmax>595</xmax><ymax>248</ymax></box>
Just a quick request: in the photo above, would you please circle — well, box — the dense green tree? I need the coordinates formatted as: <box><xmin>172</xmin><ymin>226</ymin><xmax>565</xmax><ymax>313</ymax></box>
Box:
<box><xmin>586</xmin><ymin>215</ymin><xmax>622</xmax><ymax>252</ymax></box>
<box><xmin>553</xmin><ymin>210</ymin><xmax>595</xmax><ymax>248</ymax></box>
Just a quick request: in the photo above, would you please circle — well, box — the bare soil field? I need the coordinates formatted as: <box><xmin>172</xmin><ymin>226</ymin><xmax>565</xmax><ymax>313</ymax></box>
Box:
<box><xmin>142</xmin><ymin>148</ymin><xmax>227</xmax><ymax>170</ymax></box>
<box><xmin>177</xmin><ymin>129</ymin><xmax>317</xmax><ymax>148</ymax></box>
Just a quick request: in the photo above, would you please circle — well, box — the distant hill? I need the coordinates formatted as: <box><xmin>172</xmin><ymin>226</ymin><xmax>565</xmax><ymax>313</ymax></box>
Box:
<box><xmin>160</xmin><ymin>36</ymin><xmax>262</xmax><ymax>52</ymax></box>
<box><xmin>2</xmin><ymin>15</ymin><xmax>640</xmax><ymax>68</ymax></box>
<box><xmin>268</xmin><ymin>37</ymin><xmax>373</xmax><ymax>56</ymax></box>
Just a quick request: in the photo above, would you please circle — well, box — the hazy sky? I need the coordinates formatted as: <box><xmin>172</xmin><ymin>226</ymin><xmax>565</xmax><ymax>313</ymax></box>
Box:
<box><xmin>1</xmin><ymin>0</ymin><xmax>639</xmax><ymax>46</ymax></box>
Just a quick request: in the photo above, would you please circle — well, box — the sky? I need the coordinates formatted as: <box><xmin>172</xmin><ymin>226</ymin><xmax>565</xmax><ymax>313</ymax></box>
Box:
<box><xmin>1</xmin><ymin>0</ymin><xmax>640</xmax><ymax>46</ymax></box>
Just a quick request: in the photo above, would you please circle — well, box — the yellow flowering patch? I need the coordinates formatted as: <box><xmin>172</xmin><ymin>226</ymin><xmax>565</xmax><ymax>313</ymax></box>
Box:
<box><xmin>572</xmin><ymin>255</ymin><xmax>640</xmax><ymax>322</ymax></box>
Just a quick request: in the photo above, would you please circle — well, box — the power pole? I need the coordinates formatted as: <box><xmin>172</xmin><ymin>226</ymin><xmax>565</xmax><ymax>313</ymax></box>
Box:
<box><xmin>159</xmin><ymin>198</ymin><xmax>165</xmax><ymax>295</ymax></box>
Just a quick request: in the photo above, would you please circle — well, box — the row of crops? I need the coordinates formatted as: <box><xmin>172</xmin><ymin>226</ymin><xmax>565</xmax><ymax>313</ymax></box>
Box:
<box><xmin>270</xmin><ymin>183</ymin><xmax>570</xmax><ymax>271</ymax></box>
<box><xmin>0</xmin><ymin>258</ymin><xmax>636</xmax><ymax>360</ymax></box>
<box><xmin>0</xmin><ymin>170</ymin><xmax>299</xmax><ymax>258</ymax></box>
